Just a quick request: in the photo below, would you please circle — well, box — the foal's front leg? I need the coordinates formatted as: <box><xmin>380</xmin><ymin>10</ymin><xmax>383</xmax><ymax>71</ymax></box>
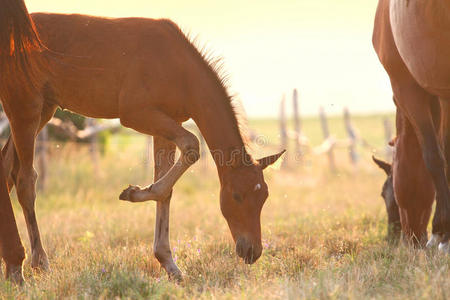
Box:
<box><xmin>152</xmin><ymin>137</ymin><xmax>182</xmax><ymax>280</ymax></box>
<box><xmin>119</xmin><ymin>109</ymin><xmax>200</xmax><ymax>202</ymax></box>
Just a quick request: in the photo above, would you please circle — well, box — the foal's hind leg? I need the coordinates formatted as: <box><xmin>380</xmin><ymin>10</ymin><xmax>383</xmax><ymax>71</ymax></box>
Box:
<box><xmin>3</xmin><ymin>102</ymin><xmax>57</xmax><ymax>270</ymax></box>
<box><xmin>151</xmin><ymin>137</ymin><xmax>182</xmax><ymax>280</ymax></box>
<box><xmin>119</xmin><ymin>109</ymin><xmax>199</xmax><ymax>202</ymax></box>
<box><xmin>0</xmin><ymin>153</ymin><xmax>26</xmax><ymax>284</ymax></box>
<box><xmin>2</xmin><ymin>102</ymin><xmax>57</xmax><ymax>189</ymax></box>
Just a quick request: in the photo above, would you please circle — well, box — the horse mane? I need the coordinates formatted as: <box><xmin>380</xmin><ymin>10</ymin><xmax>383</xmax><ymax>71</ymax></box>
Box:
<box><xmin>165</xmin><ymin>21</ymin><xmax>250</xmax><ymax>151</ymax></box>
<box><xmin>0</xmin><ymin>0</ymin><xmax>46</xmax><ymax>95</ymax></box>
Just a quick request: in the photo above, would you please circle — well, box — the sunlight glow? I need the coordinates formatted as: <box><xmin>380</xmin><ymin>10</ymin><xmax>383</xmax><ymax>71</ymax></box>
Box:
<box><xmin>26</xmin><ymin>0</ymin><xmax>394</xmax><ymax>117</ymax></box>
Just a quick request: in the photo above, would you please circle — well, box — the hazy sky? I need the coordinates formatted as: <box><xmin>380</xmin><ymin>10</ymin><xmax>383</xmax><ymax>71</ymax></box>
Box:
<box><xmin>27</xmin><ymin>0</ymin><xmax>394</xmax><ymax>117</ymax></box>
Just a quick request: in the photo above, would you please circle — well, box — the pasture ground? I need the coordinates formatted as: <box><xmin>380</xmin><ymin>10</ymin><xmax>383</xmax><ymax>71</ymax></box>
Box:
<box><xmin>1</xmin><ymin>115</ymin><xmax>449</xmax><ymax>299</ymax></box>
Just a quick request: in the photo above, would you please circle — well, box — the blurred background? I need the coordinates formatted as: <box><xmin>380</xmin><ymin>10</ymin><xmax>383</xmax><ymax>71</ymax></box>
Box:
<box><xmin>27</xmin><ymin>0</ymin><xmax>394</xmax><ymax>117</ymax></box>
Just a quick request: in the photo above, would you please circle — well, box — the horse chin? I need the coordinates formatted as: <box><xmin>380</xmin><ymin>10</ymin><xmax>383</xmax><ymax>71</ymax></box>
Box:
<box><xmin>235</xmin><ymin>237</ymin><xmax>262</xmax><ymax>264</ymax></box>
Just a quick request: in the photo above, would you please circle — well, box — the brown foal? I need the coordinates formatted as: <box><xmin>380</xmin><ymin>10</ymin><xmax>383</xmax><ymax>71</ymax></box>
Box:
<box><xmin>1</xmin><ymin>12</ymin><xmax>284</xmax><ymax>280</ymax></box>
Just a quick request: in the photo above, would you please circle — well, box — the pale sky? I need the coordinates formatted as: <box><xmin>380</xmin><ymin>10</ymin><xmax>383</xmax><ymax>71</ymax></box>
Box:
<box><xmin>27</xmin><ymin>0</ymin><xmax>394</xmax><ymax>117</ymax></box>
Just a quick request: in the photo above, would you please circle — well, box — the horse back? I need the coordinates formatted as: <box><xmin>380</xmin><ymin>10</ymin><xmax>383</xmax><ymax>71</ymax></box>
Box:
<box><xmin>30</xmin><ymin>13</ymin><xmax>199</xmax><ymax>119</ymax></box>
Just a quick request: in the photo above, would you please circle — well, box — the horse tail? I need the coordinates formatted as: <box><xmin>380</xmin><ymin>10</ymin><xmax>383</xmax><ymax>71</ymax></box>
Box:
<box><xmin>0</xmin><ymin>0</ymin><xmax>46</xmax><ymax>96</ymax></box>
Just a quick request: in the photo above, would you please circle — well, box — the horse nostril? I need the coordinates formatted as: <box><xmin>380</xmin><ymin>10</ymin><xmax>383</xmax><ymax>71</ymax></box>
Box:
<box><xmin>236</xmin><ymin>238</ymin><xmax>262</xmax><ymax>263</ymax></box>
<box><xmin>243</xmin><ymin>245</ymin><xmax>262</xmax><ymax>264</ymax></box>
<box><xmin>235</xmin><ymin>237</ymin><xmax>248</xmax><ymax>258</ymax></box>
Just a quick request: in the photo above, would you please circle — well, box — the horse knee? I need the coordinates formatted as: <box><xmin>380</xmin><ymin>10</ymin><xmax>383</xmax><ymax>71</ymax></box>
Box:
<box><xmin>177</xmin><ymin>133</ymin><xmax>200</xmax><ymax>164</ymax></box>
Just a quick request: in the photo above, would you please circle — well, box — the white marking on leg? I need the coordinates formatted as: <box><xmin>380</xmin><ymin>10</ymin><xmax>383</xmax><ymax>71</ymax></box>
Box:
<box><xmin>426</xmin><ymin>233</ymin><xmax>442</xmax><ymax>248</ymax></box>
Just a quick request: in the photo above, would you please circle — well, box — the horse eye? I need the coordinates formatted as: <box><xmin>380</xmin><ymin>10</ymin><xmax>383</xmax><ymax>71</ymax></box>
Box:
<box><xmin>232</xmin><ymin>192</ymin><xmax>243</xmax><ymax>202</ymax></box>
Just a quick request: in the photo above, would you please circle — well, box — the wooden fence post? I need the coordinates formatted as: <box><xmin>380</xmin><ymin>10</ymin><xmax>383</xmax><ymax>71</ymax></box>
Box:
<box><xmin>279</xmin><ymin>94</ymin><xmax>288</xmax><ymax>169</ymax></box>
<box><xmin>343</xmin><ymin>107</ymin><xmax>358</xmax><ymax>165</ymax></box>
<box><xmin>319</xmin><ymin>107</ymin><xmax>336</xmax><ymax>172</ymax></box>
<box><xmin>292</xmin><ymin>89</ymin><xmax>302</xmax><ymax>158</ymax></box>
<box><xmin>198</xmin><ymin>129</ymin><xmax>207</xmax><ymax>169</ymax></box>
<box><xmin>36</xmin><ymin>126</ymin><xmax>48</xmax><ymax>191</ymax></box>
<box><xmin>87</xmin><ymin>118</ymin><xmax>100</xmax><ymax>176</ymax></box>
<box><xmin>383</xmin><ymin>117</ymin><xmax>393</xmax><ymax>160</ymax></box>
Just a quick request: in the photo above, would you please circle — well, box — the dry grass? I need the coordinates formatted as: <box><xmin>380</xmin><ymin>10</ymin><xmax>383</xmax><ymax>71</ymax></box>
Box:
<box><xmin>0</xmin><ymin>115</ymin><xmax>449</xmax><ymax>299</ymax></box>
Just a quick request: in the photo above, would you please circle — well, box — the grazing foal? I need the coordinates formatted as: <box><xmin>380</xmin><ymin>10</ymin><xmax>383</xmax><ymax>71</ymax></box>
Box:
<box><xmin>1</xmin><ymin>13</ymin><xmax>284</xmax><ymax>280</ymax></box>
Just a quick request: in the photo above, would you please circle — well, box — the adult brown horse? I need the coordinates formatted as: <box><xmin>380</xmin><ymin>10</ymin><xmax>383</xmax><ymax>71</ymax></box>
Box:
<box><xmin>0</xmin><ymin>12</ymin><xmax>284</xmax><ymax>280</ymax></box>
<box><xmin>0</xmin><ymin>0</ymin><xmax>46</xmax><ymax>283</ymax></box>
<box><xmin>373</xmin><ymin>0</ymin><xmax>450</xmax><ymax>251</ymax></box>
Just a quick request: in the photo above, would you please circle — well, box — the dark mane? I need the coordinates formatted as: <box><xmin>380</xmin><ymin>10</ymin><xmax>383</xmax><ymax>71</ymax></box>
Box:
<box><xmin>164</xmin><ymin>20</ymin><xmax>250</xmax><ymax>150</ymax></box>
<box><xmin>0</xmin><ymin>0</ymin><xmax>45</xmax><ymax>95</ymax></box>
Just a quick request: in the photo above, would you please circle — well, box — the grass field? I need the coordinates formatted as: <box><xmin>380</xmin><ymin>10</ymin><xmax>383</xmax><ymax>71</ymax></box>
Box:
<box><xmin>1</xmin><ymin>115</ymin><xmax>449</xmax><ymax>299</ymax></box>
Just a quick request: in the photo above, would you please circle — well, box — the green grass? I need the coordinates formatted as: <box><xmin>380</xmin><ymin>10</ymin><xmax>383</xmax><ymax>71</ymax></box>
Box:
<box><xmin>1</xmin><ymin>114</ymin><xmax>449</xmax><ymax>299</ymax></box>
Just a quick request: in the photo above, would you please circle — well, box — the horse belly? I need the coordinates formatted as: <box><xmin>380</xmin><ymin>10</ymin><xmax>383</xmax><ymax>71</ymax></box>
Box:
<box><xmin>49</xmin><ymin>60</ymin><xmax>121</xmax><ymax>119</ymax></box>
<box><xmin>390</xmin><ymin>0</ymin><xmax>450</xmax><ymax>97</ymax></box>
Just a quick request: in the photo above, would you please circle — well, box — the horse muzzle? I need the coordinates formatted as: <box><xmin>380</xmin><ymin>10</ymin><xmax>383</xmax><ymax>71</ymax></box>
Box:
<box><xmin>235</xmin><ymin>237</ymin><xmax>262</xmax><ymax>264</ymax></box>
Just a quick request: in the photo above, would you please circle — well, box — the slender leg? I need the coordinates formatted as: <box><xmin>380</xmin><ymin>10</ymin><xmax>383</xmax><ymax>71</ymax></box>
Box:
<box><xmin>0</xmin><ymin>152</ymin><xmax>25</xmax><ymax>284</ymax></box>
<box><xmin>151</xmin><ymin>136</ymin><xmax>182</xmax><ymax>280</ymax></box>
<box><xmin>3</xmin><ymin>102</ymin><xmax>56</xmax><ymax>271</ymax></box>
<box><xmin>119</xmin><ymin>109</ymin><xmax>199</xmax><ymax>202</ymax></box>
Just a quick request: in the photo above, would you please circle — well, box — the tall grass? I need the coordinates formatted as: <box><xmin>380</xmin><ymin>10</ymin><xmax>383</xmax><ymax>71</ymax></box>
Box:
<box><xmin>1</xmin><ymin>115</ymin><xmax>448</xmax><ymax>299</ymax></box>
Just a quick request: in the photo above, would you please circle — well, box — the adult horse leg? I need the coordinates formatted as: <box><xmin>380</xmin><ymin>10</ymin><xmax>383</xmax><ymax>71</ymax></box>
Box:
<box><xmin>392</xmin><ymin>80</ymin><xmax>450</xmax><ymax>251</ymax></box>
<box><xmin>119</xmin><ymin>109</ymin><xmax>199</xmax><ymax>202</ymax></box>
<box><xmin>152</xmin><ymin>136</ymin><xmax>182</xmax><ymax>280</ymax></box>
<box><xmin>393</xmin><ymin>109</ymin><xmax>435</xmax><ymax>246</ymax></box>
<box><xmin>0</xmin><ymin>153</ymin><xmax>25</xmax><ymax>284</ymax></box>
<box><xmin>4</xmin><ymin>101</ymin><xmax>56</xmax><ymax>270</ymax></box>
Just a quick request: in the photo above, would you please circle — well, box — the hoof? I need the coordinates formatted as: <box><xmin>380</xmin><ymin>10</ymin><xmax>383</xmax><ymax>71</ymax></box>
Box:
<box><xmin>119</xmin><ymin>185</ymin><xmax>143</xmax><ymax>202</ymax></box>
<box><xmin>5</xmin><ymin>264</ymin><xmax>24</xmax><ymax>285</ymax></box>
<box><xmin>168</xmin><ymin>269</ymin><xmax>183</xmax><ymax>283</ymax></box>
<box><xmin>438</xmin><ymin>242</ymin><xmax>450</xmax><ymax>254</ymax></box>
<box><xmin>165</xmin><ymin>263</ymin><xmax>183</xmax><ymax>283</ymax></box>
<box><xmin>120</xmin><ymin>184</ymin><xmax>170</xmax><ymax>202</ymax></box>
<box><xmin>426</xmin><ymin>234</ymin><xmax>442</xmax><ymax>249</ymax></box>
<box><xmin>31</xmin><ymin>250</ymin><xmax>50</xmax><ymax>272</ymax></box>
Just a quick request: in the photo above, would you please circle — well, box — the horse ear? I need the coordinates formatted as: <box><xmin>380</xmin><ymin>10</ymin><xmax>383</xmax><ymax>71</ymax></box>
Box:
<box><xmin>258</xmin><ymin>150</ymin><xmax>286</xmax><ymax>170</ymax></box>
<box><xmin>372</xmin><ymin>156</ymin><xmax>392</xmax><ymax>175</ymax></box>
<box><xmin>388</xmin><ymin>137</ymin><xmax>397</xmax><ymax>147</ymax></box>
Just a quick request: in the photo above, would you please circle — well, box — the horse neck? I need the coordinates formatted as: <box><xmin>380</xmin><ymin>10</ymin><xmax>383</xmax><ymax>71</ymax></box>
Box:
<box><xmin>191</xmin><ymin>86</ymin><xmax>248</xmax><ymax>178</ymax></box>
